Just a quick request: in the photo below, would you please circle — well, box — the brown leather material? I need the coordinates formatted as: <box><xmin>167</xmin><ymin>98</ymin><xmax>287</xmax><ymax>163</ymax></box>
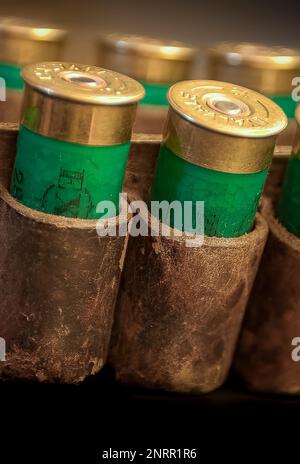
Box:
<box><xmin>0</xmin><ymin>122</ymin><xmax>18</xmax><ymax>189</ymax></box>
<box><xmin>263</xmin><ymin>157</ymin><xmax>288</xmax><ymax>199</ymax></box>
<box><xmin>0</xmin><ymin>187</ymin><xmax>129</xmax><ymax>383</ymax></box>
<box><xmin>109</xmin><ymin>213</ymin><xmax>268</xmax><ymax>394</ymax></box>
<box><xmin>0</xmin><ymin>125</ymin><xmax>161</xmax><ymax>205</ymax></box>
<box><xmin>123</xmin><ymin>135</ymin><xmax>160</xmax><ymax>203</ymax></box>
<box><xmin>263</xmin><ymin>121</ymin><xmax>295</xmax><ymax>200</ymax></box>
<box><xmin>234</xmin><ymin>199</ymin><xmax>300</xmax><ymax>394</ymax></box>
<box><xmin>0</xmin><ymin>90</ymin><xmax>23</xmax><ymax>124</ymax></box>
<box><xmin>133</xmin><ymin>105</ymin><xmax>168</xmax><ymax>135</ymax></box>
<box><xmin>276</xmin><ymin>119</ymin><xmax>297</xmax><ymax>146</ymax></box>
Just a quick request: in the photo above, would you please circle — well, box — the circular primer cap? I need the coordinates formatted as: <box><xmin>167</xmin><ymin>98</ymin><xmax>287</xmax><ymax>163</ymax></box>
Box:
<box><xmin>100</xmin><ymin>33</ymin><xmax>197</xmax><ymax>61</ymax></box>
<box><xmin>168</xmin><ymin>80</ymin><xmax>287</xmax><ymax>138</ymax></box>
<box><xmin>22</xmin><ymin>62</ymin><xmax>145</xmax><ymax>105</ymax></box>
<box><xmin>210</xmin><ymin>42</ymin><xmax>300</xmax><ymax>69</ymax></box>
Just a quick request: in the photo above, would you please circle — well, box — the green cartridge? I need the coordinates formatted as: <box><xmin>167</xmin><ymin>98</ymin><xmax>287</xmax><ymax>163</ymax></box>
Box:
<box><xmin>151</xmin><ymin>80</ymin><xmax>287</xmax><ymax>237</ymax></box>
<box><xmin>10</xmin><ymin>62</ymin><xmax>145</xmax><ymax>219</ymax></box>
<box><xmin>278</xmin><ymin>107</ymin><xmax>300</xmax><ymax>235</ymax></box>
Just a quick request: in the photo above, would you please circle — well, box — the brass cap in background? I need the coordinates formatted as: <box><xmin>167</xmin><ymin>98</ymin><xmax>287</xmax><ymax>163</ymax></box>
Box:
<box><xmin>208</xmin><ymin>42</ymin><xmax>300</xmax><ymax>96</ymax></box>
<box><xmin>21</xmin><ymin>62</ymin><xmax>145</xmax><ymax>145</ymax></box>
<box><xmin>165</xmin><ymin>80</ymin><xmax>287</xmax><ymax>174</ymax></box>
<box><xmin>0</xmin><ymin>17</ymin><xmax>67</xmax><ymax>65</ymax></box>
<box><xmin>98</xmin><ymin>33</ymin><xmax>198</xmax><ymax>84</ymax></box>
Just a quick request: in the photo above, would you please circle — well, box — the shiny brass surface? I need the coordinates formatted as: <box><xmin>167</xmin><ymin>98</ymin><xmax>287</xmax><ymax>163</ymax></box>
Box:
<box><xmin>22</xmin><ymin>62</ymin><xmax>145</xmax><ymax>145</ymax></box>
<box><xmin>165</xmin><ymin>80</ymin><xmax>287</xmax><ymax>173</ymax></box>
<box><xmin>98</xmin><ymin>33</ymin><xmax>197</xmax><ymax>84</ymax></box>
<box><xmin>22</xmin><ymin>62</ymin><xmax>145</xmax><ymax>105</ymax></box>
<box><xmin>208</xmin><ymin>42</ymin><xmax>300</xmax><ymax>96</ymax></box>
<box><xmin>168</xmin><ymin>80</ymin><xmax>287</xmax><ymax>137</ymax></box>
<box><xmin>0</xmin><ymin>17</ymin><xmax>67</xmax><ymax>65</ymax></box>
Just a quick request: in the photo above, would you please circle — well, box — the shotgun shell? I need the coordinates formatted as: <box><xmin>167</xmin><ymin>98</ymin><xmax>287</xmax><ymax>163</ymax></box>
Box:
<box><xmin>10</xmin><ymin>62</ymin><xmax>145</xmax><ymax>218</ymax></box>
<box><xmin>278</xmin><ymin>105</ymin><xmax>300</xmax><ymax>235</ymax></box>
<box><xmin>151</xmin><ymin>80</ymin><xmax>287</xmax><ymax>237</ymax></box>
<box><xmin>98</xmin><ymin>34</ymin><xmax>197</xmax><ymax>106</ymax></box>
<box><xmin>208</xmin><ymin>42</ymin><xmax>300</xmax><ymax>120</ymax></box>
<box><xmin>98</xmin><ymin>34</ymin><xmax>197</xmax><ymax>133</ymax></box>
<box><xmin>0</xmin><ymin>17</ymin><xmax>67</xmax><ymax>121</ymax></box>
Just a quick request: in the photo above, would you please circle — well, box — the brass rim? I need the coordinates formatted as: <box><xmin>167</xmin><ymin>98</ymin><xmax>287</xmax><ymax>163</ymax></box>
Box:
<box><xmin>98</xmin><ymin>34</ymin><xmax>197</xmax><ymax>84</ymax></box>
<box><xmin>164</xmin><ymin>81</ymin><xmax>287</xmax><ymax>173</ymax></box>
<box><xmin>208</xmin><ymin>42</ymin><xmax>300</xmax><ymax>95</ymax></box>
<box><xmin>164</xmin><ymin>108</ymin><xmax>277</xmax><ymax>173</ymax></box>
<box><xmin>168</xmin><ymin>80</ymin><xmax>287</xmax><ymax>138</ymax></box>
<box><xmin>209</xmin><ymin>42</ymin><xmax>300</xmax><ymax>69</ymax></box>
<box><xmin>0</xmin><ymin>17</ymin><xmax>67</xmax><ymax>65</ymax></box>
<box><xmin>22</xmin><ymin>62</ymin><xmax>145</xmax><ymax>105</ymax></box>
<box><xmin>99</xmin><ymin>33</ymin><xmax>197</xmax><ymax>60</ymax></box>
<box><xmin>21</xmin><ymin>62</ymin><xmax>145</xmax><ymax>145</ymax></box>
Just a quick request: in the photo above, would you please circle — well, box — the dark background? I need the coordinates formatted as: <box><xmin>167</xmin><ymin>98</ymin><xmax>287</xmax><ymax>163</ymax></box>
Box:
<box><xmin>1</xmin><ymin>0</ymin><xmax>300</xmax><ymax>71</ymax></box>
